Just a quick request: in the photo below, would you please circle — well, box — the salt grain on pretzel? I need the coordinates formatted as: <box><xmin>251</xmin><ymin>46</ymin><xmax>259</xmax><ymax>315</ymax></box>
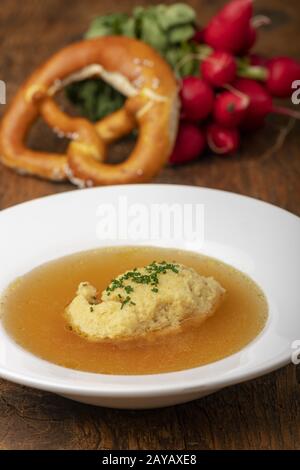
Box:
<box><xmin>0</xmin><ymin>36</ymin><xmax>179</xmax><ymax>186</ymax></box>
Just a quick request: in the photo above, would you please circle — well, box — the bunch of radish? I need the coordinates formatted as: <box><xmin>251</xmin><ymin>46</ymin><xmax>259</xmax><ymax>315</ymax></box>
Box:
<box><xmin>170</xmin><ymin>0</ymin><xmax>300</xmax><ymax>164</ymax></box>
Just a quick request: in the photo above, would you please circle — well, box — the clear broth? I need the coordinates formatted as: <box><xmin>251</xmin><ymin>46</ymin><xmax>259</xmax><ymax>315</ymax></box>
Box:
<box><xmin>1</xmin><ymin>246</ymin><xmax>268</xmax><ymax>375</ymax></box>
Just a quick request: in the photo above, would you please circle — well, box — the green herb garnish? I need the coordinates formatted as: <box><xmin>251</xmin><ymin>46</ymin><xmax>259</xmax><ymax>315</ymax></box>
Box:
<box><xmin>124</xmin><ymin>285</ymin><xmax>134</xmax><ymax>294</ymax></box>
<box><xmin>120</xmin><ymin>296</ymin><xmax>131</xmax><ymax>309</ymax></box>
<box><xmin>105</xmin><ymin>261</ymin><xmax>179</xmax><ymax>309</ymax></box>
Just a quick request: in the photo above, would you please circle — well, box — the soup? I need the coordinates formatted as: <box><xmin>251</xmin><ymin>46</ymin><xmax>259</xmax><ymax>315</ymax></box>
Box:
<box><xmin>1</xmin><ymin>246</ymin><xmax>268</xmax><ymax>375</ymax></box>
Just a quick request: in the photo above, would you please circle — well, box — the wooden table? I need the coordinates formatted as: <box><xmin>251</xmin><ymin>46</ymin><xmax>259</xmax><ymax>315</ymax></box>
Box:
<box><xmin>0</xmin><ymin>0</ymin><xmax>299</xmax><ymax>450</ymax></box>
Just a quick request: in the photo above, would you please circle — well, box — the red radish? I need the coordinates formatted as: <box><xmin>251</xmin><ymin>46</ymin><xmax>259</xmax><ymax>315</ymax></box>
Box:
<box><xmin>234</xmin><ymin>78</ymin><xmax>273</xmax><ymax>129</ymax></box>
<box><xmin>266</xmin><ymin>57</ymin><xmax>300</xmax><ymax>97</ymax></box>
<box><xmin>169</xmin><ymin>123</ymin><xmax>205</xmax><ymax>165</ymax></box>
<box><xmin>203</xmin><ymin>0</ymin><xmax>253</xmax><ymax>54</ymax></box>
<box><xmin>213</xmin><ymin>90</ymin><xmax>249</xmax><ymax>127</ymax></box>
<box><xmin>234</xmin><ymin>78</ymin><xmax>300</xmax><ymax>130</ymax></box>
<box><xmin>241</xmin><ymin>25</ymin><xmax>256</xmax><ymax>53</ymax></box>
<box><xmin>201</xmin><ymin>51</ymin><xmax>237</xmax><ymax>87</ymax></box>
<box><xmin>180</xmin><ymin>77</ymin><xmax>214</xmax><ymax>121</ymax></box>
<box><xmin>249</xmin><ymin>53</ymin><xmax>267</xmax><ymax>66</ymax></box>
<box><xmin>206</xmin><ymin>123</ymin><xmax>240</xmax><ymax>155</ymax></box>
<box><xmin>239</xmin><ymin>16</ymin><xmax>271</xmax><ymax>54</ymax></box>
<box><xmin>192</xmin><ymin>28</ymin><xmax>204</xmax><ymax>43</ymax></box>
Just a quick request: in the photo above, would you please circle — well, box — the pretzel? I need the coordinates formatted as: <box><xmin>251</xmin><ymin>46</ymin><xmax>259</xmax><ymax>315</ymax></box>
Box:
<box><xmin>0</xmin><ymin>37</ymin><xmax>179</xmax><ymax>186</ymax></box>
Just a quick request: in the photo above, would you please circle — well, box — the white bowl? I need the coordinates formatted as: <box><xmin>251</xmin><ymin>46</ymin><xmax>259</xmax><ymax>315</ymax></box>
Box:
<box><xmin>0</xmin><ymin>184</ymin><xmax>299</xmax><ymax>409</ymax></box>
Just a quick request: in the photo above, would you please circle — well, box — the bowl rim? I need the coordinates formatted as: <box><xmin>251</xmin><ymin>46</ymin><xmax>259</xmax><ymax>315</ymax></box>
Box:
<box><xmin>1</xmin><ymin>183</ymin><xmax>299</xmax><ymax>221</ymax></box>
<box><xmin>0</xmin><ymin>346</ymin><xmax>291</xmax><ymax>397</ymax></box>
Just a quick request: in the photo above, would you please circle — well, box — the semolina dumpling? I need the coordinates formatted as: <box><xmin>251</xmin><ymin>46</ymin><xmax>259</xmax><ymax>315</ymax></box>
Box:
<box><xmin>65</xmin><ymin>261</ymin><xmax>225</xmax><ymax>341</ymax></box>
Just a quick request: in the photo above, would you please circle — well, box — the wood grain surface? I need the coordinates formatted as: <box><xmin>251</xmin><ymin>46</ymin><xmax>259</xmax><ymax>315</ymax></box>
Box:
<box><xmin>0</xmin><ymin>0</ymin><xmax>299</xmax><ymax>450</ymax></box>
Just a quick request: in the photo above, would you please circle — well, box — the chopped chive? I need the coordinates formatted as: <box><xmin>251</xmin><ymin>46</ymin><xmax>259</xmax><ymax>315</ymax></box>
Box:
<box><xmin>105</xmin><ymin>261</ymin><xmax>179</xmax><ymax>309</ymax></box>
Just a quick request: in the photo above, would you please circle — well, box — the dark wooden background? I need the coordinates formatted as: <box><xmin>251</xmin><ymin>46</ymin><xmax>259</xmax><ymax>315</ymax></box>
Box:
<box><xmin>0</xmin><ymin>0</ymin><xmax>299</xmax><ymax>450</ymax></box>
